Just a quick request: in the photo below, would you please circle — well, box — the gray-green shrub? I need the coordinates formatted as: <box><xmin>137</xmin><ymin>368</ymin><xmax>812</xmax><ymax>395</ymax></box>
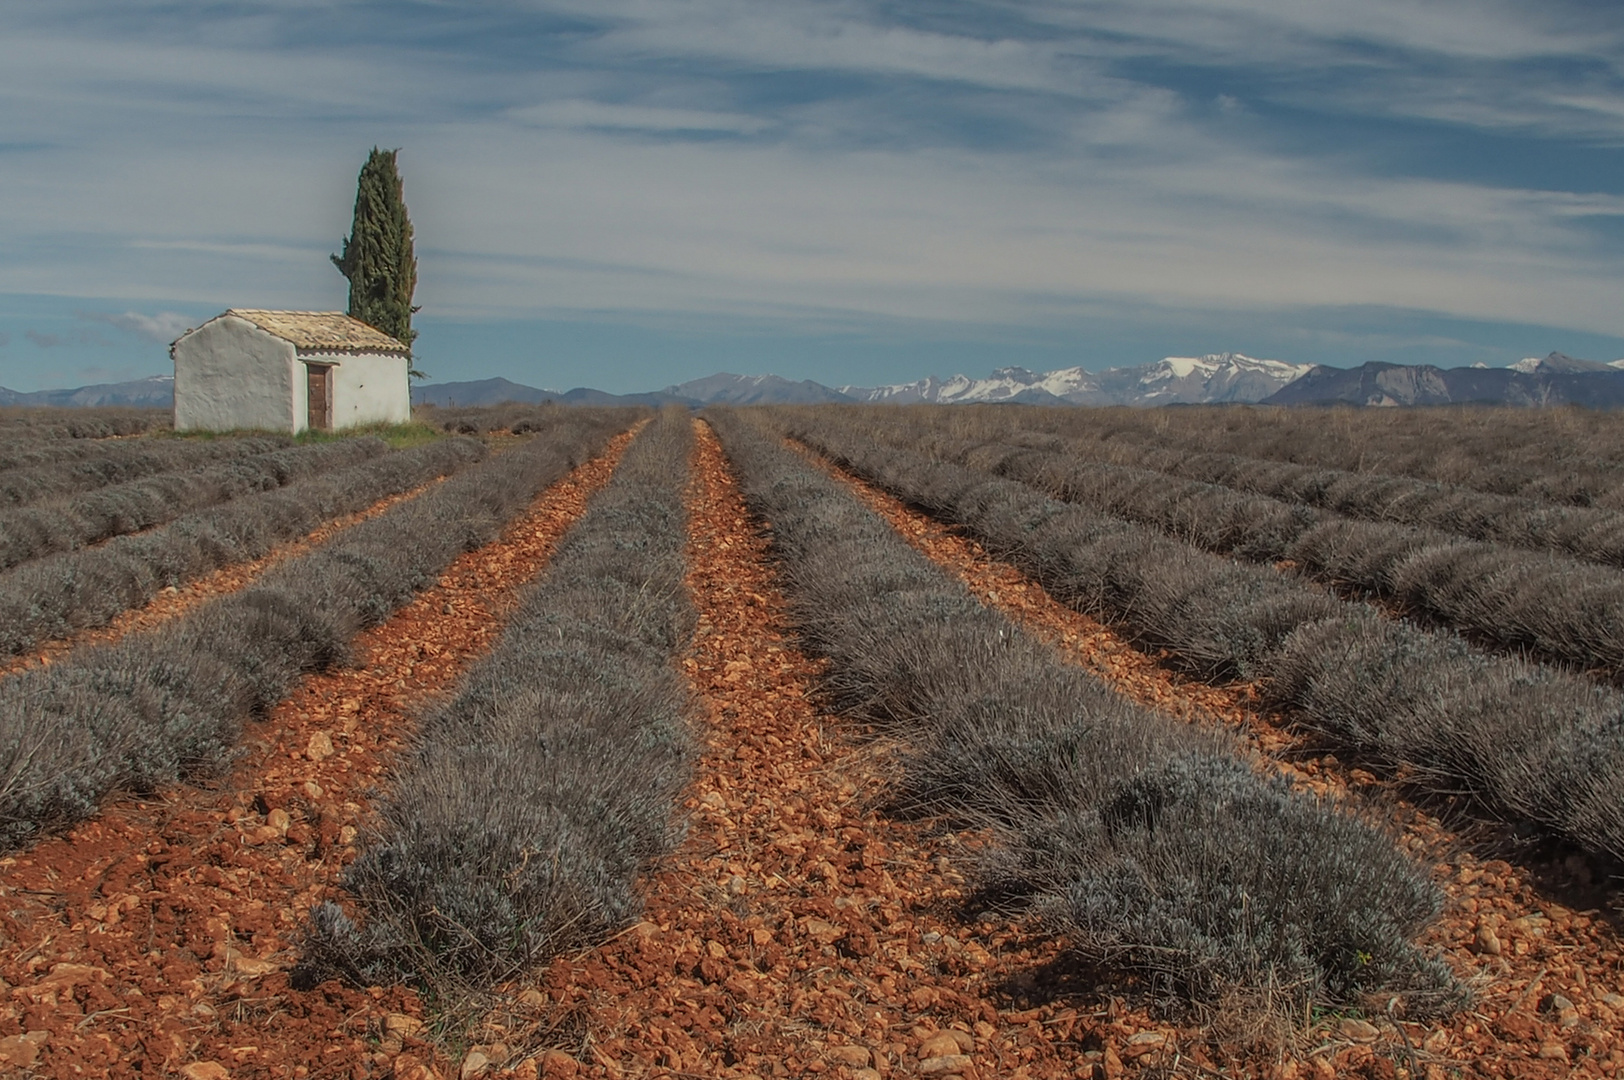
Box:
<box><xmin>0</xmin><ymin>437</ymin><xmax>486</xmax><ymax>659</ymax></box>
<box><xmin>0</xmin><ymin>435</ymin><xmax>290</xmax><ymax>506</ymax></box>
<box><xmin>301</xmin><ymin>410</ymin><xmax>695</xmax><ymax>989</ymax></box>
<box><xmin>799</xmin><ymin>410</ymin><xmax>1624</xmax><ymax>680</ymax></box>
<box><xmin>0</xmin><ymin>410</ymin><xmax>635</xmax><ymax>851</ymax></box>
<box><xmin>709</xmin><ymin>409</ymin><xmax>1455</xmax><ymax>1016</ymax></box>
<box><xmin>778</xmin><ymin>407</ymin><xmax>1624</xmax><ymax>864</ymax></box>
<box><xmin>0</xmin><ymin>438</ymin><xmax>388</xmax><ymax>571</ymax></box>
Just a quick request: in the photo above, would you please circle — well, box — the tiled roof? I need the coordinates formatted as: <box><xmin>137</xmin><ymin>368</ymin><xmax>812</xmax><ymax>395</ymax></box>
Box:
<box><xmin>224</xmin><ymin>310</ymin><xmax>411</xmax><ymax>354</ymax></box>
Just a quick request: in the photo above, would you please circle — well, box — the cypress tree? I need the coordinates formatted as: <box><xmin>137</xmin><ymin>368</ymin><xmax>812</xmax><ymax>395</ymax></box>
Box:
<box><xmin>331</xmin><ymin>148</ymin><xmax>419</xmax><ymax>350</ymax></box>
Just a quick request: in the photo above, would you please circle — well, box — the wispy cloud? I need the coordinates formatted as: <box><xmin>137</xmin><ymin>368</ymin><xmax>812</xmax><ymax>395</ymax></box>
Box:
<box><xmin>579</xmin><ymin>4</ymin><xmax>1078</xmax><ymax>95</ymax></box>
<box><xmin>81</xmin><ymin>309</ymin><xmax>196</xmax><ymax>343</ymax></box>
<box><xmin>508</xmin><ymin>99</ymin><xmax>770</xmax><ymax>135</ymax></box>
<box><xmin>1035</xmin><ymin>0</ymin><xmax>1615</xmax><ymax>63</ymax></box>
<box><xmin>0</xmin><ymin>0</ymin><xmax>1621</xmax><ymax>391</ymax></box>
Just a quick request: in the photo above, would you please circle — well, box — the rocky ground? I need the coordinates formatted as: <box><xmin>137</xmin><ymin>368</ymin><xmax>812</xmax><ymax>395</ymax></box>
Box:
<box><xmin>810</xmin><ymin>441</ymin><xmax>1624</xmax><ymax>1080</ymax></box>
<box><xmin>0</xmin><ymin>431</ymin><xmax>633</xmax><ymax>1078</ymax></box>
<box><xmin>1</xmin><ymin>420</ymin><xmax>1619</xmax><ymax>1079</ymax></box>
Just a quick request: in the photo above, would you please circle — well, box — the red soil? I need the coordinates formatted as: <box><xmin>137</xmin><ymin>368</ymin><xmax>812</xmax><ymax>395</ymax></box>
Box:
<box><xmin>466</xmin><ymin>423</ymin><xmax>1181</xmax><ymax>1080</ymax></box>
<box><xmin>5</xmin><ymin>418</ymin><xmax>1618</xmax><ymax>1080</ymax></box>
<box><xmin>0</xmin><ymin>431</ymin><xmax>635</xmax><ymax>1079</ymax></box>
<box><xmin>808</xmin><ymin>445</ymin><xmax>1624</xmax><ymax>1079</ymax></box>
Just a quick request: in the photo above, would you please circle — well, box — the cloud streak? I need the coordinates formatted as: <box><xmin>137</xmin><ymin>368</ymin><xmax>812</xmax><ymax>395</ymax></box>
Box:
<box><xmin>0</xmin><ymin>0</ymin><xmax>1621</xmax><ymax>392</ymax></box>
<box><xmin>508</xmin><ymin>99</ymin><xmax>770</xmax><ymax>135</ymax></box>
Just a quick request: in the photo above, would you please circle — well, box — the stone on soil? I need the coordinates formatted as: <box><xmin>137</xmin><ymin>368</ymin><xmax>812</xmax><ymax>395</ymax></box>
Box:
<box><xmin>919</xmin><ymin>1054</ymin><xmax>972</xmax><ymax>1075</ymax></box>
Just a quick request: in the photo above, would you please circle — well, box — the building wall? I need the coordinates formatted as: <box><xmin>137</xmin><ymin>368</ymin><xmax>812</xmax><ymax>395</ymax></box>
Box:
<box><xmin>303</xmin><ymin>351</ymin><xmax>411</xmax><ymax>429</ymax></box>
<box><xmin>173</xmin><ymin>316</ymin><xmax>298</xmax><ymax>433</ymax></box>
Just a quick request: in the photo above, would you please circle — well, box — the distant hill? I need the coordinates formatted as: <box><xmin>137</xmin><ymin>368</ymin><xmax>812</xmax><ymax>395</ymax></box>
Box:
<box><xmin>414</xmin><ymin>372</ymin><xmax>850</xmax><ymax>408</ymax></box>
<box><xmin>1509</xmin><ymin>351</ymin><xmax>1624</xmax><ymax>376</ymax></box>
<box><xmin>411</xmin><ymin>378</ymin><xmax>694</xmax><ymax>408</ymax></box>
<box><xmin>553</xmin><ymin>387</ymin><xmax>698</xmax><ymax>408</ymax></box>
<box><xmin>1263</xmin><ymin>355</ymin><xmax>1624</xmax><ymax>407</ymax></box>
<box><xmin>410</xmin><ymin>377</ymin><xmax>560</xmax><ymax>407</ymax></box>
<box><xmin>0</xmin><ymin>375</ymin><xmax>174</xmax><ymax>408</ymax></box>
<box><xmin>664</xmin><ymin>373</ymin><xmax>854</xmax><ymax>405</ymax></box>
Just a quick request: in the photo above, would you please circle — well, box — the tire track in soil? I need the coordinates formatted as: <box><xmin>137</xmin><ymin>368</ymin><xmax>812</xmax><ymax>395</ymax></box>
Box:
<box><xmin>508</xmin><ymin>422</ymin><xmax>1109</xmax><ymax>1080</ymax></box>
<box><xmin>0</xmin><ymin>479</ymin><xmax>444</xmax><ymax>681</ymax></box>
<box><xmin>0</xmin><ymin>430</ymin><xmax>638</xmax><ymax>1080</ymax></box>
<box><xmin>806</xmin><ymin>444</ymin><xmax>1624</xmax><ymax>1080</ymax></box>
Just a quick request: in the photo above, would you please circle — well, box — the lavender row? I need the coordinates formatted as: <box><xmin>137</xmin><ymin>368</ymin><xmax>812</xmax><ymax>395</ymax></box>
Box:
<box><xmin>0</xmin><ymin>410</ymin><xmax>636</xmax><ymax>852</ymax></box>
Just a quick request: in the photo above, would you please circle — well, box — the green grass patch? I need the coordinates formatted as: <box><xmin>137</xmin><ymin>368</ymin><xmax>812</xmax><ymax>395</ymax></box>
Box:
<box><xmin>295</xmin><ymin>420</ymin><xmax>443</xmax><ymax>449</ymax></box>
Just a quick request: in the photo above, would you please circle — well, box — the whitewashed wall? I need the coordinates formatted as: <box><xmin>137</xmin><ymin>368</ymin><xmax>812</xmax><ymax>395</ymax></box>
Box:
<box><xmin>173</xmin><ymin>316</ymin><xmax>298</xmax><ymax>432</ymax></box>
<box><xmin>302</xmin><ymin>351</ymin><xmax>411</xmax><ymax>429</ymax></box>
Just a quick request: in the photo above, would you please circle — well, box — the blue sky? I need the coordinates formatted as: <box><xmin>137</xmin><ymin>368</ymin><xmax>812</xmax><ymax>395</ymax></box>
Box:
<box><xmin>2</xmin><ymin>0</ymin><xmax>1622</xmax><ymax>393</ymax></box>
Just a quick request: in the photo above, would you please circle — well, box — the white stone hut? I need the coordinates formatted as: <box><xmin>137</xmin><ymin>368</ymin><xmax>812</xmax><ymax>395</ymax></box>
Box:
<box><xmin>171</xmin><ymin>310</ymin><xmax>412</xmax><ymax>433</ymax></box>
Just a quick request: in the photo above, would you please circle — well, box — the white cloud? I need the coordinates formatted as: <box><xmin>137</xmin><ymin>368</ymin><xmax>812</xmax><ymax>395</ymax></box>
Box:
<box><xmin>383</xmin><ymin>121</ymin><xmax>1624</xmax><ymax>337</ymax></box>
<box><xmin>522</xmin><ymin>2</ymin><xmax>1624</xmax><ymax>146</ymax></box>
<box><xmin>1019</xmin><ymin>0</ymin><xmax>1624</xmax><ymax>143</ymax></box>
<box><xmin>508</xmin><ymin>0</ymin><xmax>1085</xmax><ymax>95</ymax></box>
<box><xmin>82</xmin><ymin>309</ymin><xmax>197</xmax><ymax>343</ymax></box>
<box><xmin>0</xmin><ymin>0</ymin><xmax>1621</xmax><ymax>356</ymax></box>
<box><xmin>1025</xmin><ymin>0</ymin><xmax>1616</xmax><ymax>64</ymax></box>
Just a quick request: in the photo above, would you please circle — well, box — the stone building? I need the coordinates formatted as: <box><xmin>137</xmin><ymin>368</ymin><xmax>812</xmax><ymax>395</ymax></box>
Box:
<box><xmin>171</xmin><ymin>310</ymin><xmax>411</xmax><ymax>433</ymax></box>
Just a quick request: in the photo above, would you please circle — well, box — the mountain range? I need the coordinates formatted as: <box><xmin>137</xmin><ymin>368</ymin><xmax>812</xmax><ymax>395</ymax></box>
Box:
<box><xmin>9</xmin><ymin>352</ymin><xmax>1624</xmax><ymax>410</ymax></box>
<box><xmin>0</xmin><ymin>374</ymin><xmax>175</xmax><ymax>408</ymax></box>
<box><xmin>409</xmin><ymin>353</ymin><xmax>1320</xmax><ymax>408</ymax></box>
<box><xmin>837</xmin><ymin>353</ymin><xmax>1315</xmax><ymax>406</ymax></box>
<box><xmin>409</xmin><ymin>350</ymin><xmax>1624</xmax><ymax>408</ymax></box>
<box><xmin>1270</xmin><ymin>353</ymin><xmax>1624</xmax><ymax>407</ymax></box>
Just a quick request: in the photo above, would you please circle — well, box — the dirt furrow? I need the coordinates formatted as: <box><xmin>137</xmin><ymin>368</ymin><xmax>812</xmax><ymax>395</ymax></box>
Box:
<box><xmin>0</xmin><ymin>479</ymin><xmax>443</xmax><ymax>681</ymax></box>
<box><xmin>811</xmin><ymin>447</ymin><xmax>1624</xmax><ymax>1079</ymax></box>
<box><xmin>491</xmin><ymin>422</ymin><xmax>1117</xmax><ymax>1080</ymax></box>
<box><xmin>0</xmin><ymin>431</ymin><xmax>635</xmax><ymax>1079</ymax></box>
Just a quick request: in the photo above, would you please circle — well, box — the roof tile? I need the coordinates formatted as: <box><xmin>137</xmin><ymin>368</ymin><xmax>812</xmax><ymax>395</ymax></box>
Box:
<box><xmin>224</xmin><ymin>310</ymin><xmax>410</xmax><ymax>354</ymax></box>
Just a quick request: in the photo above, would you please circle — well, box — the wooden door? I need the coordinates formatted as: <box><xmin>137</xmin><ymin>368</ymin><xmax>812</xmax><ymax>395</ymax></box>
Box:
<box><xmin>306</xmin><ymin>365</ymin><xmax>332</xmax><ymax>431</ymax></box>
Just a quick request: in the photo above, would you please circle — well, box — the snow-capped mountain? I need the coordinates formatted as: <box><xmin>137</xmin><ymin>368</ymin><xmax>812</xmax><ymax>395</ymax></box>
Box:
<box><xmin>1509</xmin><ymin>352</ymin><xmax>1620</xmax><ymax>375</ymax></box>
<box><xmin>1095</xmin><ymin>353</ymin><xmax>1314</xmax><ymax>404</ymax></box>
<box><xmin>841</xmin><ymin>367</ymin><xmax>1100</xmax><ymax>406</ymax></box>
<box><xmin>662</xmin><ymin>372</ymin><xmax>853</xmax><ymax>405</ymax></box>
<box><xmin>0</xmin><ymin>374</ymin><xmax>174</xmax><ymax>408</ymax></box>
<box><xmin>843</xmin><ymin>353</ymin><xmax>1311</xmax><ymax>407</ymax></box>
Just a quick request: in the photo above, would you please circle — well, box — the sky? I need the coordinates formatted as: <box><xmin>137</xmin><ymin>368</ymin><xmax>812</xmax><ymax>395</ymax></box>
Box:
<box><xmin>2</xmin><ymin>0</ymin><xmax>1622</xmax><ymax>394</ymax></box>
